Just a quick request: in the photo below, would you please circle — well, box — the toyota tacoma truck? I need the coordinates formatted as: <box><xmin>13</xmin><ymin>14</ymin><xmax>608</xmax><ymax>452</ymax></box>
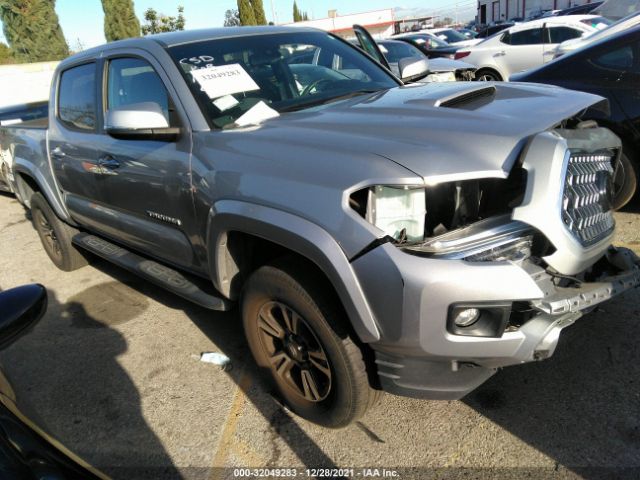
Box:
<box><xmin>6</xmin><ymin>26</ymin><xmax>640</xmax><ymax>428</ymax></box>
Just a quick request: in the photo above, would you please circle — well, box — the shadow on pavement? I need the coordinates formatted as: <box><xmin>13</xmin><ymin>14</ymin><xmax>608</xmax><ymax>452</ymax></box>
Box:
<box><xmin>464</xmin><ymin>292</ymin><xmax>640</xmax><ymax>479</ymax></box>
<box><xmin>0</xmin><ymin>286</ymin><xmax>183</xmax><ymax>480</ymax></box>
<box><xmin>87</xmin><ymin>258</ymin><xmax>341</xmax><ymax>472</ymax></box>
<box><xmin>1</xmin><ymin>256</ymin><xmax>340</xmax><ymax>479</ymax></box>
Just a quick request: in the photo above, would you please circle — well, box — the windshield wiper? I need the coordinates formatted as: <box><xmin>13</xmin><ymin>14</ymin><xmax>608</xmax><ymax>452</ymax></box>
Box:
<box><xmin>279</xmin><ymin>89</ymin><xmax>382</xmax><ymax>113</ymax></box>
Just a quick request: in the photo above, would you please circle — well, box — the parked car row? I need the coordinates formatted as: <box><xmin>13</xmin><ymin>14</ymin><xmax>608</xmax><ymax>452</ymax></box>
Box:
<box><xmin>452</xmin><ymin>15</ymin><xmax>609</xmax><ymax>81</ymax></box>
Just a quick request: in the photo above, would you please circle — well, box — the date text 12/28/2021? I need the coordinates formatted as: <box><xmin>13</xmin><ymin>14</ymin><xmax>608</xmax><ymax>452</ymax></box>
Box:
<box><xmin>233</xmin><ymin>468</ymin><xmax>400</xmax><ymax>478</ymax></box>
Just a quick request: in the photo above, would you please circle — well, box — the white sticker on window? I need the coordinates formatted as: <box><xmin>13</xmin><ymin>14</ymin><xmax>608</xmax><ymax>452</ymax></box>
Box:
<box><xmin>190</xmin><ymin>63</ymin><xmax>259</xmax><ymax>99</ymax></box>
<box><xmin>213</xmin><ymin>94</ymin><xmax>239</xmax><ymax>112</ymax></box>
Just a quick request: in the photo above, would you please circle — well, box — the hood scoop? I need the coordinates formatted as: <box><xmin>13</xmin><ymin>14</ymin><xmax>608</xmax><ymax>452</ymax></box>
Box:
<box><xmin>434</xmin><ymin>85</ymin><xmax>497</xmax><ymax>109</ymax></box>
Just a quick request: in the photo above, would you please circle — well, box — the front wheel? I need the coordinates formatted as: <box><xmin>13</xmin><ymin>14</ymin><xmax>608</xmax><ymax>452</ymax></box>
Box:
<box><xmin>241</xmin><ymin>259</ymin><xmax>377</xmax><ymax>428</ymax></box>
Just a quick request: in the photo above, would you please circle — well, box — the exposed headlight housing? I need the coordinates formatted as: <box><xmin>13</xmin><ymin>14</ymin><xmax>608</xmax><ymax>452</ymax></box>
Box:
<box><xmin>365</xmin><ymin>186</ymin><xmax>426</xmax><ymax>242</ymax></box>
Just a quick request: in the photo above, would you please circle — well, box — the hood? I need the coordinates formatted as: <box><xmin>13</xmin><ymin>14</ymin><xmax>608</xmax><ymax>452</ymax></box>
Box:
<box><xmin>226</xmin><ymin>82</ymin><xmax>607</xmax><ymax>183</ymax></box>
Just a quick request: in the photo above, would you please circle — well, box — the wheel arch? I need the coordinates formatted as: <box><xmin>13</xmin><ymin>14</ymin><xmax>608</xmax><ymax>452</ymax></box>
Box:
<box><xmin>13</xmin><ymin>161</ymin><xmax>71</xmax><ymax>222</ymax></box>
<box><xmin>476</xmin><ymin>65</ymin><xmax>505</xmax><ymax>81</ymax></box>
<box><xmin>206</xmin><ymin>200</ymin><xmax>380</xmax><ymax>343</ymax></box>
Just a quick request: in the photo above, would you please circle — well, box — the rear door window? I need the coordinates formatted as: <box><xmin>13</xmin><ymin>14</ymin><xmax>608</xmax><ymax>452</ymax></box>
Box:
<box><xmin>548</xmin><ymin>26</ymin><xmax>584</xmax><ymax>44</ymax></box>
<box><xmin>58</xmin><ymin>63</ymin><xmax>96</xmax><ymax>131</ymax></box>
<box><xmin>509</xmin><ymin>28</ymin><xmax>544</xmax><ymax>45</ymax></box>
<box><xmin>592</xmin><ymin>45</ymin><xmax>635</xmax><ymax>70</ymax></box>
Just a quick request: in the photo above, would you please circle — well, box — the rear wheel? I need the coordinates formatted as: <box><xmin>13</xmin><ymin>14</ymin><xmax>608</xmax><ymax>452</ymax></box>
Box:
<box><xmin>612</xmin><ymin>151</ymin><xmax>637</xmax><ymax>210</ymax></box>
<box><xmin>476</xmin><ymin>68</ymin><xmax>502</xmax><ymax>81</ymax></box>
<box><xmin>30</xmin><ymin>192</ymin><xmax>88</xmax><ymax>271</ymax></box>
<box><xmin>241</xmin><ymin>258</ymin><xmax>377</xmax><ymax>428</ymax></box>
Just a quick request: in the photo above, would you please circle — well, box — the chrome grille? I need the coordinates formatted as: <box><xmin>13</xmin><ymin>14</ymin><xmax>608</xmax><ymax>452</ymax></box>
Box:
<box><xmin>562</xmin><ymin>151</ymin><xmax>615</xmax><ymax>245</ymax></box>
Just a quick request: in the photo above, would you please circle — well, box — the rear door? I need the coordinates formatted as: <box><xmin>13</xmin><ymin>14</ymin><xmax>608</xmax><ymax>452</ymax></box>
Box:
<box><xmin>499</xmin><ymin>27</ymin><xmax>545</xmax><ymax>75</ymax></box>
<box><xmin>48</xmin><ymin>62</ymin><xmax>109</xmax><ymax>220</ymax></box>
<box><xmin>91</xmin><ymin>53</ymin><xmax>198</xmax><ymax>271</ymax></box>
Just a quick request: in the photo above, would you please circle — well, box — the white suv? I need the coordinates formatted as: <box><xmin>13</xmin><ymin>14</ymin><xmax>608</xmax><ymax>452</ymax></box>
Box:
<box><xmin>454</xmin><ymin>15</ymin><xmax>609</xmax><ymax>81</ymax></box>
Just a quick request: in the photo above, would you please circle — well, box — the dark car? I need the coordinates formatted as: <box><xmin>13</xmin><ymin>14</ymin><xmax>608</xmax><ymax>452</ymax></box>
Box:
<box><xmin>391</xmin><ymin>32</ymin><xmax>460</xmax><ymax>59</ymax></box>
<box><xmin>476</xmin><ymin>22</ymin><xmax>514</xmax><ymax>39</ymax></box>
<box><xmin>511</xmin><ymin>25</ymin><xmax>640</xmax><ymax>209</ymax></box>
<box><xmin>557</xmin><ymin>1</ymin><xmax>603</xmax><ymax>16</ymax></box>
<box><xmin>0</xmin><ymin>284</ymin><xmax>106</xmax><ymax>479</ymax></box>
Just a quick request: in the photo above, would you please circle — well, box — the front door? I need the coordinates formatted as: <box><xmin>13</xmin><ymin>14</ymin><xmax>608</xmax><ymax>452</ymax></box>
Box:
<box><xmin>92</xmin><ymin>55</ymin><xmax>198</xmax><ymax>271</ymax></box>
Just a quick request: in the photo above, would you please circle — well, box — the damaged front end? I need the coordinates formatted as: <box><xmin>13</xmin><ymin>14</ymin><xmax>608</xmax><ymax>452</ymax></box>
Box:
<box><xmin>348</xmin><ymin>111</ymin><xmax>640</xmax><ymax>399</ymax></box>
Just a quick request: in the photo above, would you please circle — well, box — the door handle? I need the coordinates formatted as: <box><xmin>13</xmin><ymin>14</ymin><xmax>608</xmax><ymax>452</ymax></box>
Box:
<box><xmin>51</xmin><ymin>147</ymin><xmax>66</xmax><ymax>158</ymax></box>
<box><xmin>494</xmin><ymin>51</ymin><xmax>506</xmax><ymax>57</ymax></box>
<box><xmin>98</xmin><ymin>155</ymin><xmax>120</xmax><ymax>169</ymax></box>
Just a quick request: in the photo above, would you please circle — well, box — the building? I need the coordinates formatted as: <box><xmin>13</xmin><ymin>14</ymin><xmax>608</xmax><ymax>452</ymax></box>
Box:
<box><xmin>284</xmin><ymin>9</ymin><xmax>396</xmax><ymax>40</ymax></box>
<box><xmin>0</xmin><ymin>61</ymin><xmax>58</xmax><ymax>108</ymax></box>
<box><xmin>477</xmin><ymin>0</ymin><xmax>594</xmax><ymax>23</ymax></box>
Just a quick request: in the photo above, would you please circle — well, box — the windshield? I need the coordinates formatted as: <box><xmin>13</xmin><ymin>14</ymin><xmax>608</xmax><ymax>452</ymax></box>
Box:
<box><xmin>407</xmin><ymin>33</ymin><xmax>449</xmax><ymax>49</ymax></box>
<box><xmin>582</xmin><ymin>11</ymin><xmax>639</xmax><ymax>42</ymax></box>
<box><xmin>434</xmin><ymin>29</ymin><xmax>468</xmax><ymax>43</ymax></box>
<box><xmin>168</xmin><ymin>31</ymin><xmax>398</xmax><ymax>129</ymax></box>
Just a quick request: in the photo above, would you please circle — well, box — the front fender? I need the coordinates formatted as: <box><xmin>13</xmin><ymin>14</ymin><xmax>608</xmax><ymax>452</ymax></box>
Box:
<box><xmin>207</xmin><ymin>200</ymin><xmax>380</xmax><ymax>343</ymax></box>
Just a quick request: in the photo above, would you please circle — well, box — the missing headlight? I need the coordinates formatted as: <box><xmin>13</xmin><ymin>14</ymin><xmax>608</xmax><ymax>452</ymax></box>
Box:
<box><xmin>365</xmin><ymin>186</ymin><xmax>426</xmax><ymax>242</ymax></box>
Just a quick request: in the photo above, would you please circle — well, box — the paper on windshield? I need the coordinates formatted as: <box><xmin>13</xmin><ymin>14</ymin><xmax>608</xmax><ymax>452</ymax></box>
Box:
<box><xmin>191</xmin><ymin>63</ymin><xmax>259</xmax><ymax>99</ymax></box>
<box><xmin>213</xmin><ymin>94</ymin><xmax>239</xmax><ymax>112</ymax></box>
<box><xmin>235</xmin><ymin>101</ymin><xmax>280</xmax><ymax>127</ymax></box>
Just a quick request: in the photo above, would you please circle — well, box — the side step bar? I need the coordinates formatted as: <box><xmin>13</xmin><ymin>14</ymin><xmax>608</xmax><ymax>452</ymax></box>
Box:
<box><xmin>72</xmin><ymin>233</ymin><xmax>231</xmax><ymax>311</ymax></box>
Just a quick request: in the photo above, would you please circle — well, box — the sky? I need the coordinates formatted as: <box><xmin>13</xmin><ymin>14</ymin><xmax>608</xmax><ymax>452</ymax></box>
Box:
<box><xmin>0</xmin><ymin>0</ymin><xmax>477</xmax><ymax>49</ymax></box>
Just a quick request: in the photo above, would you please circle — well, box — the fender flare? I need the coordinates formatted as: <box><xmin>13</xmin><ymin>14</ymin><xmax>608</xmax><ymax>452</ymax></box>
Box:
<box><xmin>207</xmin><ymin>199</ymin><xmax>381</xmax><ymax>343</ymax></box>
<box><xmin>13</xmin><ymin>158</ymin><xmax>72</xmax><ymax>222</ymax></box>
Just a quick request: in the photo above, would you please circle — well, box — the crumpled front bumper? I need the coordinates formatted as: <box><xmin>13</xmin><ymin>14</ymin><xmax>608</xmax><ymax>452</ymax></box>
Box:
<box><xmin>352</xmin><ymin>244</ymin><xmax>640</xmax><ymax>400</ymax></box>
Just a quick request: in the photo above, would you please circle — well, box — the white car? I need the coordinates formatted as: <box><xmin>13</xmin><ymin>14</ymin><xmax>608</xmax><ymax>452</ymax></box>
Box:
<box><xmin>453</xmin><ymin>15</ymin><xmax>608</xmax><ymax>81</ymax></box>
<box><xmin>554</xmin><ymin>11</ymin><xmax>639</xmax><ymax>58</ymax></box>
<box><xmin>422</xmin><ymin>28</ymin><xmax>482</xmax><ymax>47</ymax></box>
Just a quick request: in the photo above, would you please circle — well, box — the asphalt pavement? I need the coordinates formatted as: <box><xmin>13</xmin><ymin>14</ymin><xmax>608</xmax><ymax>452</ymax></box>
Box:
<box><xmin>1</xmin><ymin>191</ymin><xmax>640</xmax><ymax>480</ymax></box>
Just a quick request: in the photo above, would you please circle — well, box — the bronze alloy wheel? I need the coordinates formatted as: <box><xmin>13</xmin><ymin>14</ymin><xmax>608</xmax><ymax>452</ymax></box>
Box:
<box><xmin>242</xmin><ymin>259</ymin><xmax>377</xmax><ymax>427</ymax></box>
<box><xmin>256</xmin><ymin>300</ymin><xmax>332</xmax><ymax>402</ymax></box>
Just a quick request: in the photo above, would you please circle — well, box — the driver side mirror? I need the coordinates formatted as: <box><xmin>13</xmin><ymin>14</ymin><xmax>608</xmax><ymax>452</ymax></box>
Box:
<box><xmin>0</xmin><ymin>284</ymin><xmax>47</xmax><ymax>350</ymax></box>
<box><xmin>398</xmin><ymin>58</ymin><xmax>430</xmax><ymax>82</ymax></box>
<box><xmin>105</xmin><ymin>102</ymin><xmax>180</xmax><ymax>141</ymax></box>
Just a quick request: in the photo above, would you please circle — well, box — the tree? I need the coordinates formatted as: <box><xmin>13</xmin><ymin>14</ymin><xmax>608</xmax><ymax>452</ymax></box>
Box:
<box><xmin>251</xmin><ymin>0</ymin><xmax>267</xmax><ymax>25</ymax></box>
<box><xmin>101</xmin><ymin>0</ymin><xmax>140</xmax><ymax>42</ymax></box>
<box><xmin>292</xmin><ymin>0</ymin><xmax>301</xmax><ymax>22</ymax></box>
<box><xmin>237</xmin><ymin>0</ymin><xmax>256</xmax><ymax>25</ymax></box>
<box><xmin>0</xmin><ymin>42</ymin><xmax>13</xmax><ymax>64</ymax></box>
<box><xmin>223</xmin><ymin>8</ymin><xmax>240</xmax><ymax>27</ymax></box>
<box><xmin>141</xmin><ymin>5</ymin><xmax>185</xmax><ymax>35</ymax></box>
<box><xmin>0</xmin><ymin>0</ymin><xmax>69</xmax><ymax>62</ymax></box>
<box><xmin>302</xmin><ymin>11</ymin><xmax>308</xmax><ymax>21</ymax></box>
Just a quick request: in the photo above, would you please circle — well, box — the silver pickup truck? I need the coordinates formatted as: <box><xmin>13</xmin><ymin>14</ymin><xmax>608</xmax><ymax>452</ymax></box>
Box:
<box><xmin>5</xmin><ymin>26</ymin><xmax>640</xmax><ymax>428</ymax></box>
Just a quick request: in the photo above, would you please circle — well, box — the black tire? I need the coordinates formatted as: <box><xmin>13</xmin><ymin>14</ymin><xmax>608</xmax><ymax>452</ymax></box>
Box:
<box><xmin>241</xmin><ymin>258</ymin><xmax>376</xmax><ymax>428</ymax></box>
<box><xmin>475</xmin><ymin>68</ymin><xmax>502</xmax><ymax>81</ymax></box>
<box><xmin>30</xmin><ymin>192</ymin><xmax>88</xmax><ymax>272</ymax></box>
<box><xmin>612</xmin><ymin>151</ymin><xmax>637</xmax><ymax>210</ymax></box>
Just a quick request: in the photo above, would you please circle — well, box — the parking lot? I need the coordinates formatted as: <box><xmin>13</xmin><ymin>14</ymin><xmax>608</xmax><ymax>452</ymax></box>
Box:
<box><xmin>2</xmin><ymin>190</ymin><xmax>640</xmax><ymax>479</ymax></box>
